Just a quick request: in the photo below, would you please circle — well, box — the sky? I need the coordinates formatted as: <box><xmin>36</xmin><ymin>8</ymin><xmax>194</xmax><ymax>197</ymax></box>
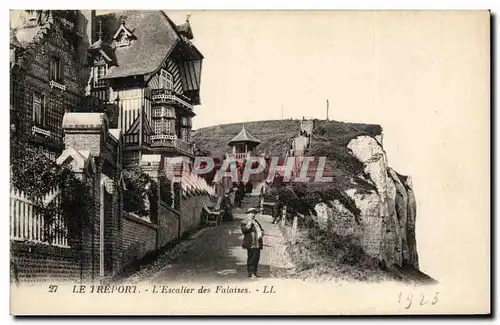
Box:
<box><xmin>165</xmin><ymin>11</ymin><xmax>490</xmax><ymax>284</ymax></box>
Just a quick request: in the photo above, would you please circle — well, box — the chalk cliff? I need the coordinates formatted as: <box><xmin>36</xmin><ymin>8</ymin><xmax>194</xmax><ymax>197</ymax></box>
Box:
<box><xmin>192</xmin><ymin>119</ymin><xmax>423</xmax><ymax>275</ymax></box>
<box><xmin>314</xmin><ymin>134</ymin><xmax>419</xmax><ymax>269</ymax></box>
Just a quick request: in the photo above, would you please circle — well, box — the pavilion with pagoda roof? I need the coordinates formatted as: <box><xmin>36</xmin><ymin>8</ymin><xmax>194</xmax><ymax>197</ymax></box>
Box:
<box><xmin>227</xmin><ymin>125</ymin><xmax>261</xmax><ymax>161</ymax></box>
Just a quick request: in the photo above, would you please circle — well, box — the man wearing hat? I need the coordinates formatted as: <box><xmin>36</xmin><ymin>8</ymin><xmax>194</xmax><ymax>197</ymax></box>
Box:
<box><xmin>241</xmin><ymin>207</ymin><xmax>265</xmax><ymax>278</ymax></box>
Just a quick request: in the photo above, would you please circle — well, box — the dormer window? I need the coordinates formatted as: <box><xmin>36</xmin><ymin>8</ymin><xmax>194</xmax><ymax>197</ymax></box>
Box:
<box><xmin>112</xmin><ymin>19</ymin><xmax>136</xmax><ymax>48</ymax></box>
<box><xmin>159</xmin><ymin>69</ymin><xmax>173</xmax><ymax>90</ymax></box>
<box><xmin>116</xmin><ymin>34</ymin><xmax>130</xmax><ymax>47</ymax></box>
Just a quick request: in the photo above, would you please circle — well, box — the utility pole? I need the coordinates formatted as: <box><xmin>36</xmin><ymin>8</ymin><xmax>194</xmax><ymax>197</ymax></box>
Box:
<box><xmin>326</xmin><ymin>99</ymin><xmax>329</xmax><ymax>120</ymax></box>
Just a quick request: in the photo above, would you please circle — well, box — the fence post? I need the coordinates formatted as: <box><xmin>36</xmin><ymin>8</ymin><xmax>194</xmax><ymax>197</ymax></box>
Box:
<box><xmin>281</xmin><ymin>205</ymin><xmax>287</xmax><ymax>227</ymax></box>
<box><xmin>291</xmin><ymin>215</ymin><xmax>298</xmax><ymax>245</ymax></box>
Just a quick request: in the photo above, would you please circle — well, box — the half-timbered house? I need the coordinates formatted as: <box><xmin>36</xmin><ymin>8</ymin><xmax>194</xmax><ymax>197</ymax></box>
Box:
<box><xmin>86</xmin><ymin>10</ymin><xmax>203</xmax><ymax>168</ymax></box>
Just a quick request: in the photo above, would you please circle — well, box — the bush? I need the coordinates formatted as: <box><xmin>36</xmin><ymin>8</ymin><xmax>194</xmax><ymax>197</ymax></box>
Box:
<box><xmin>122</xmin><ymin>167</ymin><xmax>156</xmax><ymax>217</ymax></box>
<box><xmin>10</xmin><ymin>140</ymin><xmax>92</xmax><ymax>245</ymax></box>
<box><xmin>268</xmin><ymin>181</ymin><xmax>361</xmax><ymax>225</ymax></box>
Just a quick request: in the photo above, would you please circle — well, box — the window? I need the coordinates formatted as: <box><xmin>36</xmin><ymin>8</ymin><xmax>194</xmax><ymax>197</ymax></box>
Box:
<box><xmin>39</xmin><ymin>146</ymin><xmax>56</xmax><ymax>161</ymax></box>
<box><xmin>181</xmin><ymin>128</ymin><xmax>190</xmax><ymax>142</ymax></box>
<box><xmin>32</xmin><ymin>92</ymin><xmax>45</xmax><ymax>126</ymax></box>
<box><xmin>49</xmin><ymin>58</ymin><xmax>62</xmax><ymax>81</ymax></box>
<box><xmin>159</xmin><ymin>69</ymin><xmax>173</xmax><ymax>90</ymax></box>
<box><xmin>165</xmin><ymin>119</ymin><xmax>174</xmax><ymax>134</ymax></box>
<box><xmin>165</xmin><ymin>107</ymin><xmax>175</xmax><ymax>118</ymax></box>
<box><xmin>116</xmin><ymin>34</ymin><xmax>130</xmax><ymax>47</ymax></box>
<box><xmin>154</xmin><ymin>119</ymin><xmax>163</xmax><ymax>135</ymax></box>
<box><xmin>93</xmin><ymin>65</ymin><xmax>107</xmax><ymax>88</ymax></box>
<box><xmin>181</xmin><ymin>116</ymin><xmax>190</xmax><ymax>126</ymax></box>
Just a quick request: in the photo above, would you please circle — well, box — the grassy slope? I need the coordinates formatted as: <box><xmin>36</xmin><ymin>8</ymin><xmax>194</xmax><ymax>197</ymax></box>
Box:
<box><xmin>192</xmin><ymin>119</ymin><xmax>301</xmax><ymax>158</ymax></box>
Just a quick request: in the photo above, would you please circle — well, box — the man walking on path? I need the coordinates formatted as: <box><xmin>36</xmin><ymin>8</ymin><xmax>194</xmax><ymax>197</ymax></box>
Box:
<box><xmin>241</xmin><ymin>208</ymin><xmax>265</xmax><ymax>278</ymax></box>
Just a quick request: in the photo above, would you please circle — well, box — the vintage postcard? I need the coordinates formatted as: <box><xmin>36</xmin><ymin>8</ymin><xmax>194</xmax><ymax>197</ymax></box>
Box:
<box><xmin>9</xmin><ymin>10</ymin><xmax>490</xmax><ymax>315</ymax></box>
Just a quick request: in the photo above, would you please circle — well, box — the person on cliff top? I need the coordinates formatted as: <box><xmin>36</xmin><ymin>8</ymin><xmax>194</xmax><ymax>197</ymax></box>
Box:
<box><xmin>241</xmin><ymin>208</ymin><xmax>265</xmax><ymax>278</ymax></box>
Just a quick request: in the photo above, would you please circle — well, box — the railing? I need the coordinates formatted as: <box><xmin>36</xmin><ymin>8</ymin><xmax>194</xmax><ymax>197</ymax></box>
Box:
<box><xmin>175</xmin><ymin>137</ymin><xmax>193</xmax><ymax>153</ymax></box>
<box><xmin>32</xmin><ymin>125</ymin><xmax>51</xmax><ymax>137</ymax></box>
<box><xmin>151</xmin><ymin>89</ymin><xmax>193</xmax><ymax>111</ymax></box>
<box><xmin>10</xmin><ymin>187</ymin><xmax>68</xmax><ymax>247</ymax></box>
<box><xmin>226</xmin><ymin>152</ymin><xmax>249</xmax><ymax>160</ymax></box>
<box><xmin>50</xmin><ymin>80</ymin><xmax>66</xmax><ymax>91</ymax></box>
<box><xmin>151</xmin><ymin>134</ymin><xmax>176</xmax><ymax>141</ymax></box>
<box><xmin>150</xmin><ymin>134</ymin><xmax>193</xmax><ymax>153</ymax></box>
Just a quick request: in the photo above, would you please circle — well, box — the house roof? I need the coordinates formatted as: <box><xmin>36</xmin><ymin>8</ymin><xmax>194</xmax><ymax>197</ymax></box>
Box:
<box><xmin>62</xmin><ymin>112</ymin><xmax>107</xmax><ymax>129</ymax></box>
<box><xmin>176</xmin><ymin>21</ymin><xmax>193</xmax><ymax>40</ymax></box>
<box><xmin>102</xmin><ymin>10</ymin><xmax>179</xmax><ymax>79</ymax></box>
<box><xmin>88</xmin><ymin>38</ymin><xmax>116</xmax><ymax>64</ymax></box>
<box><xmin>15</xmin><ymin>26</ymin><xmax>42</xmax><ymax>48</ymax></box>
<box><xmin>228</xmin><ymin>125</ymin><xmax>261</xmax><ymax>146</ymax></box>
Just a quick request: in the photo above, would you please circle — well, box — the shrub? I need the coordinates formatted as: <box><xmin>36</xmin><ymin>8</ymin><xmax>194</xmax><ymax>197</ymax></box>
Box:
<box><xmin>122</xmin><ymin>167</ymin><xmax>155</xmax><ymax>217</ymax></box>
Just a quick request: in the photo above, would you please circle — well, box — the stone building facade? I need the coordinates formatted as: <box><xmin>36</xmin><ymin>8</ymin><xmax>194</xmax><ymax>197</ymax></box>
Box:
<box><xmin>10</xmin><ymin>11</ymin><xmax>88</xmax><ymax>159</ymax></box>
<box><xmin>10</xmin><ymin>10</ymin><xmax>216</xmax><ymax>283</ymax></box>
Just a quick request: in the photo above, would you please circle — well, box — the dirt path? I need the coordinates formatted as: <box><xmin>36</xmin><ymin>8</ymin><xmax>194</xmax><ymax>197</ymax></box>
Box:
<box><xmin>125</xmin><ymin>196</ymin><xmax>295</xmax><ymax>284</ymax></box>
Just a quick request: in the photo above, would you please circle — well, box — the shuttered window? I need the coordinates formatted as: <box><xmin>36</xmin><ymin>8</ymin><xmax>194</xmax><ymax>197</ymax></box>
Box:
<box><xmin>93</xmin><ymin>65</ymin><xmax>107</xmax><ymax>88</ymax></box>
<box><xmin>159</xmin><ymin>69</ymin><xmax>173</xmax><ymax>90</ymax></box>
<box><xmin>49</xmin><ymin>58</ymin><xmax>62</xmax><ymax>81</ymax></box>
<box><xmin>32</xmin><ymin>92</ymin><xmax>45</xmax><ymax>126</ymax></box>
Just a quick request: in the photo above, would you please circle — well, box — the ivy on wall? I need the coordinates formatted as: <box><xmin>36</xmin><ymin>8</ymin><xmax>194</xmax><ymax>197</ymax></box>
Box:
<box><xmin>122</xmin><ymin>167</ymin><xmax>156</xmax><ymax>218</ymax></box>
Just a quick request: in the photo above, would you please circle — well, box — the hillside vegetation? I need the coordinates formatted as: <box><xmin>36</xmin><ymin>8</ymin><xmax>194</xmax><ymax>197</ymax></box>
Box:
<box><xmin>192</xmin><ymin>118</ymin><xmax>383</xmax><ymax>197</ymax></box>
<box><xmin>192</xmin><ymin>119</ymin><xmax>381</xmax><ymax>159</ymax></box>
<box><xmin>192</xmin><ymin>119</ymin><xmax>301</xmax><ymax>158</ymax></box>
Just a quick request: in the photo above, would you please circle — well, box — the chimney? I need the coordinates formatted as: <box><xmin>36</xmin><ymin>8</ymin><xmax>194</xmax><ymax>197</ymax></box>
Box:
<box><xmin>79</xmin><ymin>10</ymin><xmax>96</xmax><ymax>44</ymax></box>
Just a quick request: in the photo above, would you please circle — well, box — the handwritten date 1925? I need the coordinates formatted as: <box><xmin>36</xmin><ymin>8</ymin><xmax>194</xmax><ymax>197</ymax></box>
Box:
<box><xmin>398</xmin><ymin>291</ymin><xmax>439</xmax><ymax>309</ymax></box>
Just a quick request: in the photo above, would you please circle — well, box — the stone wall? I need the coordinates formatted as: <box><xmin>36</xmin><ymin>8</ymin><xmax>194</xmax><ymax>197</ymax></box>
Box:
<box><xmin>180</xmin><ymin>194</ymin><xmax>211</xmax><ymax>235</ymax></box>
<box><xmin>10</xmin><ymin>241</ymin><xmax>80</xmax><ymax>283</ymax></box>
<box><xmin>157</xmin><ymin>202</ymin><xmax>181</xmax><ymax>249</ymax></box>
<box><xmin>121</xmin><ymin>213</ymin><xmax>157</xmax><ymax>268</ymax></box>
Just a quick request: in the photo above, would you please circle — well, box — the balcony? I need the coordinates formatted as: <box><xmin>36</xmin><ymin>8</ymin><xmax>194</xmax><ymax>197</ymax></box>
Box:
<box><xmin>150</xmin><ymin>134</ymin><xmax>193</xmax><ymax>154</ymax></box>
<box><xmin>175</xmin><ymin>137</ymin><xmax>193</xmax><ymax>153</ymax></box>
<box><xmin>151</xmin><ymin>89</ymin><xmax>193</xmax><ymax>111</ymax></box>
<box><xmin>32</xmin><ymin>125</ymin><xmax>51</xmax><ymax>137</ymax></box>
<box><xmin>226</xmin><ymin>152</ymin><xmax>250</xmax><ymax>161</ymax></box>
